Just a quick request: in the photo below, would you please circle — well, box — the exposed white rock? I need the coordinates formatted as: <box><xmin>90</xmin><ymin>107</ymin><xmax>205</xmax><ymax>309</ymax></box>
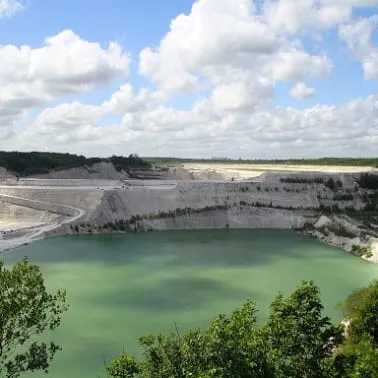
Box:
<box><xmin>365</xmin><ymin>239</ymin><xmax>378</xmax><ymax>264</ymax></box>
<box><xmin>34</xmin><ymin>162</ymin><xmax>129</xmax><ymax>180</ymax></box>
<box><xmin>0</xmin><ymin>167</ymin><xmax>15</xmax><ymax>179</ymax></box>
<box><xmin>0</xmin><ymin>171</ymin><xmax>377</xmax><ymax>264</ymax></box>
<box><xmin>315</xmin><ymin>215</ymin><xmax>332</xmax><ymax>228</ymax></box>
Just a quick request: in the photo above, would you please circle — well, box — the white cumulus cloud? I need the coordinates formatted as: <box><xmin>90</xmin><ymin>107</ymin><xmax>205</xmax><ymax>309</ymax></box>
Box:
<box><xmin>339</xmin><ymin>16</ymin><xmax>378</xmax><ymax>80</ymax></box>
<box><xmin>139</xmin><ymin>0</ymin><xmax>332</xmax><ymax>95</ymax></box>
<box><xmin>290</xmin><ymin>82</ymin><xmax>316</xmax><ymax>99</ymax></box>
<box><xmin>0</xmin><ymin>30</ymin><xmax>130</xmax><ymax>132</ymax></box>
<box><xmin>1</xmin><ymin>0</ymin><xmax>378</xmax><ymax>158</ymax></box>
<box><xmin>263</xmin><ymin>0</ymin><xmax>378</xmax><ymax>34</ymax></box>
<box><xmin>0</xmin><ymin>0</ymin><xmax>23</xmax><ymax>18</ymax></box>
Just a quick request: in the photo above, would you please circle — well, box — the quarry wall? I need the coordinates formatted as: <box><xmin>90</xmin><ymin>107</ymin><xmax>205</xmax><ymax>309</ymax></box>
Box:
<box><xmin>0</xmin><ymin>194</ymin><xmax>79</xmax><ymax>217</ymax></box>
<box><xmin>88</xmin><ymin>178</ymin><xmax>363</xmax><ymax>225</ymax></box>
<box><xmin>0</xmin><ymin>172</ymin><xmax>374</xmax><ymax>237</ymax></box>
<box><xmin>33</xmin><ymin>162</ymin><xmax>130</xmax><ymax>180</ymax></box>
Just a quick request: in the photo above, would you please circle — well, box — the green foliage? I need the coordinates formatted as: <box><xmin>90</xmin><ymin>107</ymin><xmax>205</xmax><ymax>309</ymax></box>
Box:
<box><xmin>0</xmin><ymin>151</ymin><xmax>87</xmax><ymax>176</ymax></box>
<box><xmin>300</xmin><ymin>222</ymin><xmax>316</xmax><ymax>231</ymax></box>
<box><xmin>334</xmin><ymin>281</ymin><xmax>378</xmax><ymax>377</ymax></box>
<box><xmin>358</xmin><ymin>174</ymin><xmax>378</xmax><ymax>190</ymax></box>
<box><xmin>318</xmin><ymin>204</ymin><xmax>342</xmax><ymax>215</ymax></box>
<box><xmin>325</xmin><ymin>224</ymin><xmax>356</xmax><ymax>238</ymax></box>
<box><xmin>108</xmin><ymin>282</ymin><xmax>345</xmax><ymax>378</ymax></box>
<box><xmin>333</xmin><ymin>193</ymin><xmax>354</xmax><ymax>201</ymax></box>
<box><xmin>325</xmin><ymin>178</ymin><xmax>343</xmax><ymax>191</ymax></box>
<box><xmin>0</xmin><ymin>151</ymin><xmax>150</xmax><ymax>177</ymax></box>
<box><xmin>351</xmin><ymin>245</ymin><xmax>372</xmax><ymax>258</ymax></box>
<box><xmin>109</xmin><ymin>154</ymin><xmax>151</xmax><ymax>172</ymax></box>
<box><xmin>344</xmin><ymin>280</ymin><xmax>378</xmax><ymax>347</ymax></box>
<box><xmin>120</xmin><ymin>301</ymin><xmax>272</xmax><ymax>378</ymax></box>
<box><xmin>265</xmin><ymin>281</ymin><xmax>343</xmax><ymax>378</ymax></box>
<box><xmin>280</xmin><ymin>177</ymin><xmax>326</xmax><ymax>184</ymax></box>
<box><xmin>107</xmin><ymin>354</ymin><xmax>141</xmax><ymax>377</ymax></box>
<box><xmin>342</xmin><ymin>336</ymin><xmax>378</xmax><ymax>378</ymax></box>
<box><xmin>340</xmin><ymin>287</ymin><xmax>370</xmax><ymax>317</ymax></box>
<box><xmin>0</xmin><ymin>257</ymin><xmax>68</xmax><ymax>377</ymax></box>
<box><xmin>363</xmin><ymin>192</ymin><xmax>378</xmax><ymax>211</ymax></box>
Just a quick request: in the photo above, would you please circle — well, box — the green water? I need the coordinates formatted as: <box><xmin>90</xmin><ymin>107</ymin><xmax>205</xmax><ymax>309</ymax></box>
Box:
<box><xmin>2</xmin><ymin>229</ymin><xmax>378</xmax><ymax>378</ymax></box>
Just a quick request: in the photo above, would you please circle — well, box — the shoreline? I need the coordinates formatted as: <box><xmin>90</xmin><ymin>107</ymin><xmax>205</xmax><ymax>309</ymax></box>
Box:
<box><xmin>297</xmin><ymin>230</ymin><xmax>378</xmax><ymax>264</ymax></box>
<box><xmin>1</xmin><ymin>169</ymin><xmax>377</xmax><ymax>263</ymax></box>
<box><xmin>2</xmin><ymin>223</ymin><xmax>378</xmax><ymax>265</ymax></box>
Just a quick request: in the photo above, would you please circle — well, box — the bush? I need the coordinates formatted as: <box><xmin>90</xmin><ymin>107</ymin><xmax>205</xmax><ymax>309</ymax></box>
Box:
<box><xmin>351</xmin><ymin>245</ymin><xmax>372</xmax><ymax>258</ymax></box>
<box><xmin>326</xmin><ymin>224</ymin><xmax>356</xmax><ymax>238</ymax></box>
<box><xmin>342</xmin><ymin>281</ymin><xmax>378</xmax><ymax>346</ymax></box>
<box><xmin>108</xmin><ymin>282</ymin><xmax>344</xmax><ymax>378</ymax></box>
<box><xmin>358</xmin><ymin>174</ymin><xmax>378</xmax><ymax>190</ymax></box>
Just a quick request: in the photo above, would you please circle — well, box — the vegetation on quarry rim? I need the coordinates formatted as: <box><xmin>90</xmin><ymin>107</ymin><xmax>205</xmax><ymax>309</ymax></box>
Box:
<box><xmin>1</xmin><ymin>151</ymin><xmax>378</xmax><ymax>178</ymax></box>
<box><xmin>0</xmin><ymin>151</ymin><xmax>151</xmax><ymax>177</ymax></box>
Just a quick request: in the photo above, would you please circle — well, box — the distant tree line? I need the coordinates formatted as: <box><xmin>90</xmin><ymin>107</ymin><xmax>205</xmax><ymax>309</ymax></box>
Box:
<box><xmin>147</xmin><ymin>157</ymin><xmax>378</xmax><ymax>167</ymax></box>
<box><xmin>0</xmin><ymin>151</ymin><xmax>150</xmax><ymax>177</ymax></box>
<box><xmin>109</xmin><ymin>154</ymin><xmax>151</xmax><ymax>172</ymax></box>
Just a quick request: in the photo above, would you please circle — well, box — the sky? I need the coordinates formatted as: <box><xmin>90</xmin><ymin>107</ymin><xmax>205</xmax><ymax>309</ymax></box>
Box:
<box><xmin>0</xmin><ymin>0</ymin><xmax>378</xmax><ymax>159</ymax></box>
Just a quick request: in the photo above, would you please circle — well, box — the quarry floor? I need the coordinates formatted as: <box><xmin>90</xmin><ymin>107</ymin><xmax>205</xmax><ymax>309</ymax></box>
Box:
<box><xmin>182</xmin><ymin>163</ymin><xmax>375</xmax><ymax>180</ymax></box>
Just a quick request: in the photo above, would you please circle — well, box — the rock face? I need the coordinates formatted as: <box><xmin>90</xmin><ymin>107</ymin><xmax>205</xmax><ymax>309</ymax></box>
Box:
<box><xmin>139</xmin><ymin>208</ymin><xmax>311</xmax><ymax>230</ymax></box>
<box><xmin>0</xmin><ymin>171</ymin><xmax>377</xmax><ymax>259</ymax></box>
<box><xmin>0</xmin><ymin>167</ymin><xmax>15</xmax><ymax>179</ymax></box>
<box><xmin>88</xmin><ymin>180</ymin><xmax>322</xmax><ymax>225</ymax></box>
<box><xmin>0</xmin><ymin>200</ymin><xmax>59</xmax><ymax>231</ymax></box>
<box><xmin>33</xmin><ymin>162</ymin><xmax>130</xmax><ymax>180</ymax></box>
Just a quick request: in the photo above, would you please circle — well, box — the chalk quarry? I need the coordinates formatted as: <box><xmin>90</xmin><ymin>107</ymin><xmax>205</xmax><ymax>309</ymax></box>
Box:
<box><xmin>0</xmin><ymin>162</ymin><xmax>377</xmax><ymax>263</ymax></box>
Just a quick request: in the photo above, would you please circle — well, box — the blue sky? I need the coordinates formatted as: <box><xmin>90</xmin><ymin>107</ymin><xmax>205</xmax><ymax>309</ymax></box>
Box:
<box><xmin>0</xmin><ymin>0</ymin><xmax>378</xmax><ymax>158</ymax></box>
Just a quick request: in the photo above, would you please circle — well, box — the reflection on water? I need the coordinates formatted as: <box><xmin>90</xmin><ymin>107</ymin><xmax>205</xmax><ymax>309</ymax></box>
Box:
<box><xmin>3</xmin><ymin>229</ymin><xmax>378</xmax><ymax>378</ymax></box>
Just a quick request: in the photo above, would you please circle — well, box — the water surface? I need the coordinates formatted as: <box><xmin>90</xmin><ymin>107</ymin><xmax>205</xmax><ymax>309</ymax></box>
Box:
<box><xmin>3</xmin><ymin>229</ymin><xmax>378</xmax><ymax>378</ymax></box>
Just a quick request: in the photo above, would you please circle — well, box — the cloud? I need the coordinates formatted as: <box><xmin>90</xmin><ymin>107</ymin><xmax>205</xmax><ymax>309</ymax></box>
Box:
<box><xmin>263</xmin><ymin>0</ymin><xmax>378</xmax><ymax>34</ymax></box>
<box><xmin>138</xmin><ymin>0</ymin><xmax>332</xmax><ymax>94</ymax></box>
<box><xmin>102</xmin><ymin>84</ymin><xmax>166</xmax><ymax>114</ymax></box>
<box><xmin>266</xmin><ymin>48</ymin><xmax>332</xmax><ymax>81</ymax></box>
<box><xmin>339</xmin><ymin>15</ymin><xmax>378</xmax><ymax>79</ymax></box>
<box><xmin>0</xmin><ymin>30</ymin><xmax>130</xmax><ymax>131</ymax></box>
<box><xmin>2</xmin><ymin>0</ymin><xmax>378</xmax><ymax>158</ymax></box>
<box><xmin>8</xmin><ymin>82</ymin><xmax>378</xmax><ymax>158</ymax></box>
<box><xmin>0</xmin><ymin>0</ymin><xmax>23</xmax><ymax>18</ymax></box>
<box><xmin>290</xmin><ymin>82</ymin><xmax>316</xmax><ymax>99</ymax></box>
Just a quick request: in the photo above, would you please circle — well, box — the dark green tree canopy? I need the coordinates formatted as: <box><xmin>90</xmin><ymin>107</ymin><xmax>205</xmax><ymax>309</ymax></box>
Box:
<box><xmin>0</xmin><ymin>257</ymin><xmax>68</xmax><ymax>377</ymax></box>
<box><xmin>108</xmin><ymin>280</ymin><xmax>378</xmax><ymax>378</ymax></box>
<box><xmin>107</xmin><ymin>282</ymin><xmax>346</xmax><ymax>378</ymax></box>
<box><xmin>0</xmin><ymin>151</ymin><xmax>150</xmax><ymax>177</ymax></box>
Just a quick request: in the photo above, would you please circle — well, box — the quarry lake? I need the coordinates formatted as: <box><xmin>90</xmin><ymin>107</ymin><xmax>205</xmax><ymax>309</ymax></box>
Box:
<box><xmin>3</xmin><ymin>229</ymin><xmax>378</xmax><ymax>378</ymax></box>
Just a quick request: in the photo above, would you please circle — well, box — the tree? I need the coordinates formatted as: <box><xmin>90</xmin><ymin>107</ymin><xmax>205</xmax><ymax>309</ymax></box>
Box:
<box><xmin>111</xmin><ymin>301</ymin><xmax>272</xmax><ymax>378</ymax></box>
<box><xmin>107</xmin><ymin>354</ymin><xmax>141</xmax><ymax>378</ymax></box>
<box><xmin>334</xmin><ymin>280</ymin><xmax>378</xmax><ymax>377</ymax></box>
<box><xmin>265</xmin><ymin>281</ymin><xmax>343</xmax><ymax>378</ymax></box>
<box><xmin>0</xmin><ymin>257</ymin><xmax>68</xmax><ymax>377</ymax></box>
<box><xmin>340</xmin><ymin>336</ymin><xmax>378</xmax><ymax>378</ymax></box>
<box><xmin>342</xmin><ymin>280</ymin><xmax>378</xmax><ymax>346</ymax></box>
<box><xmin>107</xmin><ymin>282</ymin><xmax>343</xmax><ymax>378</ymax></box>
